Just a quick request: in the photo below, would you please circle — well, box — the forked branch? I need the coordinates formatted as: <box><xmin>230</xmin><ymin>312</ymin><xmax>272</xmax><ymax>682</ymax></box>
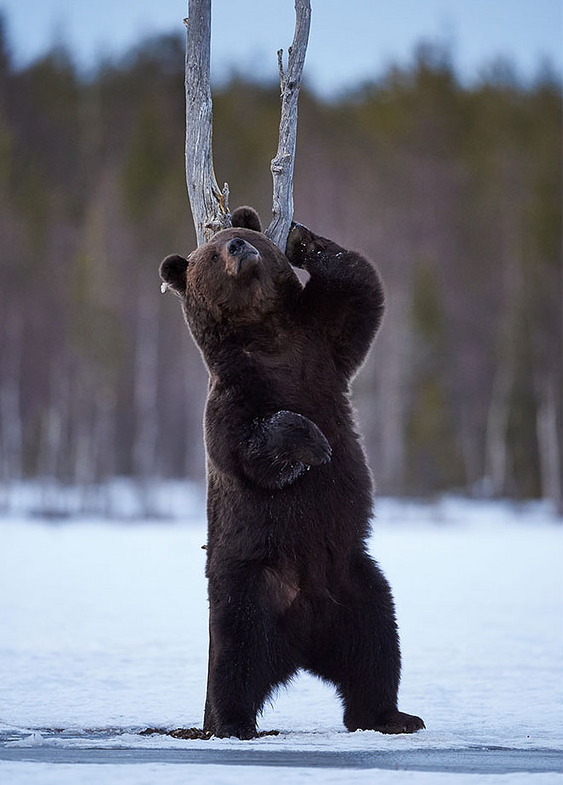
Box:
<box><xmin>265</xmin><ymin>0</ymin><xmax>311</xmax><ymax>251</ymax></box>
<box><xmin>184</xmin><ymin>0</ymin><xmax>310</xmax><ymax>250</ymax></box>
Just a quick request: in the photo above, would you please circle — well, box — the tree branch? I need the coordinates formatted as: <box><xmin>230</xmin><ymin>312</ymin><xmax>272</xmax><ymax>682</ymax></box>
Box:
<box><xmin>184</xmin><ymin>0</ymin><xmax>230</xmax><ymax>246</ymax></box>
<box><xmin>265</xmin><ymin>0</ymin><xmax>311</xmax><ymax>252</ymax></box>
<box><xmin>184</xmin><ymin>0</ymin><xmax>310</xmax><ymax>251</ymax></box>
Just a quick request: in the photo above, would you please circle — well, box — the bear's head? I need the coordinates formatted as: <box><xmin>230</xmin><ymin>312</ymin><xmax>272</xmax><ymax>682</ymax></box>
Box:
<box><xmin>160</xmin><ymin>207</ymin><xmax>301</xmax><ymax>331</ymax></box>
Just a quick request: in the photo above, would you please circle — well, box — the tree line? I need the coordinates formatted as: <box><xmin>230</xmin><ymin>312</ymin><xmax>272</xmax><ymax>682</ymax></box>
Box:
<box><xmin>0</xmin><ymin>21</ymin><xmax>561</xmax><ymax>508</ymax></box>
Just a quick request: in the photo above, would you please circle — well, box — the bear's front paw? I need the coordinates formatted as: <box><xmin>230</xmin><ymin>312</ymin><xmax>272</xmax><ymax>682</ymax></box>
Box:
<box><xmin>246</xmin><ymin>411</ymin><xmax>332</xmax><ymax>489</ymax></box>
<box><xmin>291</xmin><ymin>427</ymin><xmax>332</xmax><ymax>466</ymax></box>
<box><xmin>267</xmin><ymin>411</ymin><xmax>332</xmax><ymax>467</ymax></box>
<box><xmin>286</xmin><ymin>223</ymin><xmax>320</xmax><ymax>268</ymax></box>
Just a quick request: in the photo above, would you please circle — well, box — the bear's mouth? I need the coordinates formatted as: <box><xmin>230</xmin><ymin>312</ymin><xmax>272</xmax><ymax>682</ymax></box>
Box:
<box><xmin>225</xmin><ymin>237</ymin><xmax>260</xmax><ymax>277</ymax></box>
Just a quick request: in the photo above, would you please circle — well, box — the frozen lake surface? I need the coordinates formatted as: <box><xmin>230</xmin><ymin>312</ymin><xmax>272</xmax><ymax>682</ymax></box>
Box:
<box><xmin>1</xmin><ymin>494</ymin><xmax>562</xmax><ymax>783</ymax></box>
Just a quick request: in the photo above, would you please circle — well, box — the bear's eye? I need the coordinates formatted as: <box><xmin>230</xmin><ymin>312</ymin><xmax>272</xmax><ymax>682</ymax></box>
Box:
<box><xmin>211</xmin><ymin>252</ymin><xmax>219</xmax><ymax>262</ymax></box>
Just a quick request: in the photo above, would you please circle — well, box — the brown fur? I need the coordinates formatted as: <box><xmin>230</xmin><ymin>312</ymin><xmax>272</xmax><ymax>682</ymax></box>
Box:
<box><xmin>159</xmin><ymin>207</ymin><xmax>424</xmax><ymax>739</ymax></box>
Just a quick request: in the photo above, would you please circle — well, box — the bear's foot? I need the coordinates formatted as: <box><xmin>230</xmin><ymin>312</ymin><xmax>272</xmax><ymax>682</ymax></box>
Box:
<box><xmin>346</xmin><ymin>710</ymin><xmax>425</xmax><ymax>735</ymax></box>
<box><xmin>213</xmin><ymin>724</ymin><xmax>257</xmax><ymax>740</ymax></box>
<box><xmin>373</xmin><ymin>711</ymin><xmax>425</xmax><ymax>734</ymax></box>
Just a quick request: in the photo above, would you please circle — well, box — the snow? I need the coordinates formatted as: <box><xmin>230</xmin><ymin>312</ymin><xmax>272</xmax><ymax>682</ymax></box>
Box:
<box><xmin>0</xmin><ymin>494</ymin><xmax>562</xmax><ymax>784</ymax></box>
<box><xmin>1</xmin><ymin>763</ymin><xmax>559</xmax><ymax>785</ymax></box>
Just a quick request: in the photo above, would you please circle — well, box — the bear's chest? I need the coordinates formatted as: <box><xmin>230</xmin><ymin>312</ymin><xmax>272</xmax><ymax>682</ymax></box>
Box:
<box><xmin>245</xmin><ymin>338</ymin><xmax>335</xmax><ymax>409</ymax></box>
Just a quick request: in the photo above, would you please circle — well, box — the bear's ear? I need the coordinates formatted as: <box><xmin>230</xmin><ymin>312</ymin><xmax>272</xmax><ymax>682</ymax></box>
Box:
<box><xmin>160</xmin><ymin>254</ymin><xmax>188</xmax><ymax>296</ymax></box>
<box><xmin>231</xmin><ymin>206</ymin><xmax>262</xmax><ymax>232</ymax></box>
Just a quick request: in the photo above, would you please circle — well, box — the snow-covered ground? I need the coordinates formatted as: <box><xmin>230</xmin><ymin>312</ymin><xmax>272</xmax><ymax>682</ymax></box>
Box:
<box><xmin>0</xmin><ymin>493</ymin><xmax>562</xmax><ymax>784</ymax></box>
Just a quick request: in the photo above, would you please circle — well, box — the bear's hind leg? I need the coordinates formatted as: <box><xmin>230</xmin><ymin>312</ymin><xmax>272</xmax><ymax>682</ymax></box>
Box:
<box><xmin>204</xmin><ymin>567</ymin><xmax>298</xmax><ymax>739</ymax></box>
<box><xmin>306</xmin><ymin>553</ymin><xmax>424</xmax><ymax>734</ymax></box>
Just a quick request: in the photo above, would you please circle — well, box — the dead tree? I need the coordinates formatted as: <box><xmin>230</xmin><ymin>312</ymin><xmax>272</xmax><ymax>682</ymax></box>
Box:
<box><xmin>184</xmin><ymin>0</ymin><xmax>229</xmax><ymax>245</ymax></box>
<box><xmin>184</xmin><ymin>0</ymin><xmax>311</xmax><ymax>251</ymax></box>
<box><xmin>264</xmin><ymin>2</ymin><xmax>311</xmax><ymax>250</ymax></box>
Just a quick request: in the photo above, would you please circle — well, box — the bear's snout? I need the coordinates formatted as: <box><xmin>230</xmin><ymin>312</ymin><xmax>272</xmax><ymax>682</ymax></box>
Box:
<box><xmin>227</xmin><ymin>237</ymin><xmax>247</xmax><ymax>256</ymax></box>
<box><xmin>225</xmin><ymin>237</ymin><xmax>259</xmax><ymax>276</ymax></box>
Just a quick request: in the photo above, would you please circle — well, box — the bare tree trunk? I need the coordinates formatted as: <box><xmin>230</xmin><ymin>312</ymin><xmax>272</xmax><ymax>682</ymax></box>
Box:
<box><xmin>0</xmin><ymin>312</ymin><xmax>23</xmax><ymax>484</ymax></box>
<box><xmin>484</xmin><ymin>168</ymin><xmax>521</xmax><ymax>497</ymax></box>
<box><xmin>536</xmin><ymin>374</ymin><xmax>562</xmax><ymax>511</ymax></box>
<box><xmin>265</xmin><ymin>0</ymin><xmax>311</xmax><ymax>251</ymax></box>
<box><xmin>74</xmin><ymin>409</ymin><xmax>95</xmax><ymax>489</ymax></box>
<box><xmin>133</xmin><ymin>288</ymin><xmax>159</xmax><ymax>483</ymax></box>
<box><xmin>484</xmin><ymin>358</ymin><xmax>515</xmax><ymax>496</ymax></box>
<box><xmin>374</xmin><ymin>284</ymin><xmax>410</xmax><ymax>493</ymax></box>
<box><xmin>183</xmin><ymin>0</ymin><xmax>310</xmax><ymax>252</ymax></box>
<box><xmin>94</xmin><ymin>391</ymin><xmax>117</xmax><ymax>482</ymax></box>
<box><xmin>183</xmin><ymin>352</ymin><xmax>207</xmax><ymax>479</ymax></box>
<box><xmin>184</xmin><ymin>0</ymin><xmax>230</xmax><ymax>246</ymax></box>
<box><xmin>459</xmin><ymin>408</ymin><xmax>482</xmax><ymax>493</ymax></box>
<box><xmin>38</xmin><ymin>362</ymin><xmax>69</xmax><ymax>480</ymax></box>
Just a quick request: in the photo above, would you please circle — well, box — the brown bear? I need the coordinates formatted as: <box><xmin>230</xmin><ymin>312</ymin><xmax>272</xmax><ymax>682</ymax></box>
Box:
<box><xmin>159</xmin><ymin>206</ymin><xmax>424</xmax><ymax>739</ymax></box>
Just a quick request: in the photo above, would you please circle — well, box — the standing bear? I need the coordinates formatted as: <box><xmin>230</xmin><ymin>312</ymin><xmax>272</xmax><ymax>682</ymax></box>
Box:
<box><xmin>159</xmin><ymin>206</ymin><xmax>424</xmax><ymax>739</ymax></box>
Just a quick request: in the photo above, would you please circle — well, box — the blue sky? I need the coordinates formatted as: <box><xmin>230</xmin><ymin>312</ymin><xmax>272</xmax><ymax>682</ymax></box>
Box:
<box><xmin>1</xmin><ymin>0</ymin><xmax>561</xmax><ymax>94</ymax></box>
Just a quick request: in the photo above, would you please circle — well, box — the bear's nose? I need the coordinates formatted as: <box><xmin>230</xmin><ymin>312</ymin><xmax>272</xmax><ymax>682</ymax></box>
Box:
<box><xmin>227</xmin><ymin>237</ymin><xmax>248</xmax><ymax>256</ymax></box>
<box><xmin>225</xmin><ymin>237</ymin><xmax>259</xmax><ymax>276</ymax></box>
